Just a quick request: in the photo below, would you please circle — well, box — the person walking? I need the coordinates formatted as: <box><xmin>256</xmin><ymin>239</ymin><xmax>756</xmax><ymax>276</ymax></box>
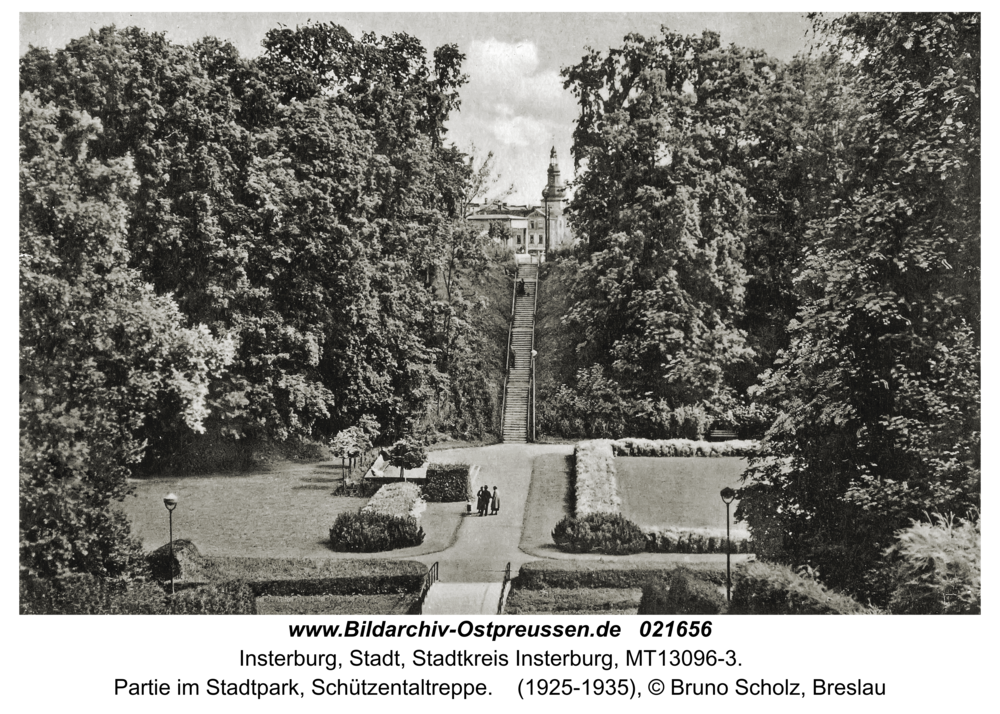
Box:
<box><xmin>490</xmin><ymin>487</ymin><xmax>500</xmax><ymax>516</ymax></box>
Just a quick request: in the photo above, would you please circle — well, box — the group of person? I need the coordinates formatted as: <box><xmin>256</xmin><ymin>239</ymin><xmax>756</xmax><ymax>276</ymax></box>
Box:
<box><xmin>474</xmin><ymin>485</ymin><xmax>499</xmax><ymax>516</ymax></box>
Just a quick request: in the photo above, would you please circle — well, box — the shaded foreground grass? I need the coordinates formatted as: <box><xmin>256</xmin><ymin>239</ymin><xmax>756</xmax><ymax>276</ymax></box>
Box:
<box><xmin>121</xmin><ymin>462</ymin><xmax>463</xmax><ymax>559</ymax></box>
<box><xmin>617</xmin><ymin>457</ymin><xmax>747</xmax><ymax>530</ymax></box>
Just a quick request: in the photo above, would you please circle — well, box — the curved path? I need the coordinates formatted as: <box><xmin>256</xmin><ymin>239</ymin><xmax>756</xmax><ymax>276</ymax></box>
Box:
<box><xmin>414</xmin><ymin>443</ymin><xmax>573</xmax><ymax>583</ymax></box>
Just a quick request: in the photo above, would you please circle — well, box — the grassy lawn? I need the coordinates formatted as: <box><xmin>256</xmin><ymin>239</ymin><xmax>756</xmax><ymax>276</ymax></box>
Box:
<box><xmin>518</xmin><ymin>453</ymin><xmax>574</xmax><ymax>554</ymax></box>
<box><xmin>617</xmin><ymin>457</ymin><xmax>747</xmax><ymax>530</ymax></box>
<box><xmin>121</xmin><ymin>462</ymin><xmax>463</xmax><ymax>559</ymax></box>
<box><xmin>257</xmin><ymin>594</ymin><xmax>418</xmax><ymax>615</ymax></box>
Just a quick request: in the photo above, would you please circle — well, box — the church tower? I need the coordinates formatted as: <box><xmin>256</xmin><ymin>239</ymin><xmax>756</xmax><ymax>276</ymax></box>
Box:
<box><xmin>541</xmin><ymin>146</ymin><xmax>567</xmax><ymax>248</ymax></box>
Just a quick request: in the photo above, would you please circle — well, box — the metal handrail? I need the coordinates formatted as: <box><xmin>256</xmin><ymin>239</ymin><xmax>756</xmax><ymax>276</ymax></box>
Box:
<box><xmin>530</xmin><ymin>264</ymin><xmax>539</xmax><ymax>442</ymax></box>
<box><xmin>497</xmin><ymin>562</ymin><xmax>511</xmax><ymax>615</ymax></box>
<box><xmin>499</xmin><ymin>271</ymin><xmax>518</xmax><ymax>437</ymax></box>
<box><xmin>418</xmin><ymin>562</ymin><xmax>439</xmax><ymax>613</ymax></box>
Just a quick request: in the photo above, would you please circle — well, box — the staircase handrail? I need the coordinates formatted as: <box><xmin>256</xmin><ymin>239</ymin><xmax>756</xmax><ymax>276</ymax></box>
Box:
<box><xmin>499</xmin><ymin>272</ymin><xmax>518</xmax><ymax>436</ymax></box>
<box><xmin>418</xmin><ymin>561</ymin><xmax>439</xmax><ymax>614</ymax></box>
<box><xmin>497</xmin><ymin>561</ymin><xmax>511</xmax><ymax>615</ymax></box>
<box><xmin>530</xmin><ymin>265</ymin><xmax>539</xmax><ymax>442</ymax></box>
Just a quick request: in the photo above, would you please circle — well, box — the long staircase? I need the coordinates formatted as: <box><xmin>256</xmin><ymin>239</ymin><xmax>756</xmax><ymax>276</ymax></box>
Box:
<box><xmin>501</xmin><ymin>263</ymin><xmax>538</xmax><ymax>443</ymax></box>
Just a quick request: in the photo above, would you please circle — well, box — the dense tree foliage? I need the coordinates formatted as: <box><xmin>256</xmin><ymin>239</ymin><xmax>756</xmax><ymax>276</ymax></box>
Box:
<box><xmin>20</xmin><ymin>22</ymin><xmax>504</xmax><ymax>577</ymax></box>
<box><xmin>737</xmin><ymin>13</ymin><xmax>980</xmax><ymax>604</ymax></box>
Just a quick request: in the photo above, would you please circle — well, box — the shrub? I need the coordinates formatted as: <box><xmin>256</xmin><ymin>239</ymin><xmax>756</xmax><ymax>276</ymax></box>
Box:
<box><xmin>611</xmin><ymin>438</ymin><xmax>758</xmax><ymax>458</ymax></box>
<box><xmin>146</xmin><ymin>538</ymin><xmax>202</xmax><ymax>581</ymax></box>
<box><xmin>552</xmin><ymin>512</ymin><xmax>647</xmax><ymax>555</ymax></box>
<box><xmin>506</xmin><ymin>588</ymin><xmax>642</xmax><ymax>614</ymax></box>
<box><xmin>422</xmin><ymin>463</ymin><xmax>472</xmax><ymax>502</ymax></box>
<box><xmin>363</xmin><ymin>481</ymin><xmax>426</xmax><ymax>519</ymax></box>
<box><xmin>20</xmin><ymin>573</ymin><xmax>169</xmax><ymax>614</ymax></box>
<box><xmin>729</xmin><ymin>561</ymin><xmax>869</xmax><ymax>615</ymax></box>
<box><xmin>516</xmin><ymin>560</ymin><xmax>727</xmax><ymax>590</ymax></box>
<box><xmin>169</xmin><ymin>581</ymin><xmax>256</xmax><ymax>614</ymax></box>
<box><xmin>887</xmin><ymin>512</ymin><xmax>980</xmax><ymax>614</ymax></box>
<box><xmin>638</xmin><ymin>568</ymin><xmax>727</xmax><ymax>615</ymax></box>
<box><xmin>644</xmin><ymin>526</ymin><xmax>751</xmax><ymax>554</ymax></box>
<box><xmin>574</xmin><ymin>440</ymin><xmax>620</xmax><ymax>515</ymax></box>
<box><xmin>329</xmin><ymin>511</ymin><xmax>424</xmax><ymax>552</ymax></box>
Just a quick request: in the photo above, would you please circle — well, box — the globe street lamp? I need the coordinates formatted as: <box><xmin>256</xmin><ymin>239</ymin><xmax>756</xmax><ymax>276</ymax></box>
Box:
<box><xmin>720</xmin><ymin>487</ymin><xmax>736</xmax><ymax>603</ymax></box>
<box><xmin>163</xmin><ymin>493</ymin><xmax>178</xmax><ymax>596</ymax></box>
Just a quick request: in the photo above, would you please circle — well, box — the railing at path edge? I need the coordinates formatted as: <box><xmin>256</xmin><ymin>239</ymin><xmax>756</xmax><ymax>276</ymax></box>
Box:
<box><xmin>417</xmin><ymin>562</ymin><xmax>439</xmax><ymax>614</ymax></box>
<box><xmin>497</xmin><ymin>562</ymin><xmax>511</xmax><ymax>615</ymax></box>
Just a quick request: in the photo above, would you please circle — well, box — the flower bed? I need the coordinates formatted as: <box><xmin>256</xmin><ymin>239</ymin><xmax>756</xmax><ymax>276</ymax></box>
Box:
<box><xmin>362</xmin><ymin>481</ymin><xmax>426</xmax><ymax>519</ymax></box>
<box><xmin>612</xmin><ymin>438</ymin><xmax>758</xmax><ymax>458</ymax></box>
<box><xmin>573</xmin><ymin>440</ymin><xmax>620</xmax><ymax>515</ymax></box>
<box><xmin>643</xmin><ymin>526</ymin><xmax>751</xmax><ymax>554</ymax></box>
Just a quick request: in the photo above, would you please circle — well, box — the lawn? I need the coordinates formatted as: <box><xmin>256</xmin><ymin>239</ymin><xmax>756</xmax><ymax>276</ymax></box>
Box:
<box><xmin>120</xmin><ymin>461</ymin><xmax>463</xmax><ymax>559</ymax></box>
<box><xmin>518</xmin><ymin>453</ymin><xmax>574</xmax><ymax>555</ymax></box>
<box><xmin>617</xmin><ymin>457</ymin><xmax>746</xmax><ymax>530</ymax></box>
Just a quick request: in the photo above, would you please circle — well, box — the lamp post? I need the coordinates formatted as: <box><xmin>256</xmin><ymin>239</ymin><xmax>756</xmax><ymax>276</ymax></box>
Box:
<box><xmin>720</xmin><ymin>487</ymin><xmax>736</xmax><ymax>603</ymax></box>
<box><xmin>163</xmin><ymin>493</ymin><xmax>178</xmax><ymax>596</ymax></box>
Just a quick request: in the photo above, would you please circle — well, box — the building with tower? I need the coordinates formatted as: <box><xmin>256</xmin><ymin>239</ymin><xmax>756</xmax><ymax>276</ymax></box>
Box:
<box><xmin>466</xmin><ymin>147</ymin><xmax>574</xmax><ymax>258</ymax></box>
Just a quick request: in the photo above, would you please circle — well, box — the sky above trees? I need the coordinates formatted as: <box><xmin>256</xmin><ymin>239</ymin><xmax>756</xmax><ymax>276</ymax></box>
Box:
<box><xmin>20</xmin><ymin>12</ymin><xmax>814</xmax><ymax>205</ymax></box>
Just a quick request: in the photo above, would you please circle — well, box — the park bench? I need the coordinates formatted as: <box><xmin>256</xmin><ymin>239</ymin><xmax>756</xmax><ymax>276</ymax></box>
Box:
<box><xmin>708</xmin><ymin>429</ymin><xmax>738</xmax><ymax>442</ymax></box>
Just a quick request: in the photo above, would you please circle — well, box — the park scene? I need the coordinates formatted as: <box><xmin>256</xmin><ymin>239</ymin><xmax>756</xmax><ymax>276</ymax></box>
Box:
<box><xmin>20</xmin><ymin>13</ymin><xmax>980</xmax><ymax>616</ymax></box>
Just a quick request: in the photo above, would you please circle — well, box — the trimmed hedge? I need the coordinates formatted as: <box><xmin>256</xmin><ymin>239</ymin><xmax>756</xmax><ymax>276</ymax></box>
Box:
<box><xmin>638</xmin><ymin>568</ymin><xmax>727</xmax><ymax>615</ymax></box>
<box><xmin>552</xmin><ymin>512</ymin><xmax>647</xmax><ymax>555</ymax></box>
<box><xmin>611</xmin><ymin>438</ymin><xmax>758</xmax><ymax>458</ymax></box>
<box><xmin>189</xmin><ymin>557</ymin><xmax>427</xmax><ymax>597</ymax></box>
<box><xmin>516</xmin><ymin>560</ymin><xmax>727</xmax><ymax>590</ymax></box>
<box><xmin>644</xmin><ymin>526</ymin><xmax>752</xmax><ymax>554</ymax></box>
<box><xmin>329</xmin><ymin>511</ymin><xmax>425</xmax><ymax>553</ymax></box>
<box><xmin>506</xmin><ymin>587</ymin><xmax>643</xmax><ymax>615</ymax></box>
<box><xmin>729</xmin><ymin>561</ymin><xmax>870</xmax><ymax>615</ymax></box>
<box><xmin>19</xmin><ymin>573</ymin><xmax>255</xmax><ymax>614</ymax></box>
<box><xmin>257</xmin><ymin>593</ymin><xmax>420</xmax><ymax>615</ymax></box>
<box><xmin>169</xmin><ymin>581</ymin><xmax>256</xmax><ymax>614</ymax></box>
<box><xmin>422</xmin><ymin>463</ymin><xmax>472</xmax><ymax>502</ymax></box>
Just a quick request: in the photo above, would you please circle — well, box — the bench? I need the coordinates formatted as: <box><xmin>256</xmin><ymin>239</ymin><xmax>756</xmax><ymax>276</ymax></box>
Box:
<box><xmin>708</xmin><ymin>429</ymin><xmax>738</xmax><ymax>442</ymax></box>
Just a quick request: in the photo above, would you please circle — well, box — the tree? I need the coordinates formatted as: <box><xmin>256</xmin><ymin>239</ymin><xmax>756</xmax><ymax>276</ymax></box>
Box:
<box><xmin>737</xmin><ymin>13</ymin><xmax>980</xmax><ymax>604</ymax></box>
<box><xmin>562</xmin><ymin>28</ymin><xmax>768</xmax><ymax>404</ymax></box>
<box><xmin>19</xmin><ymin>93</ymin><xmax>234</xmax><ymax>578</ymax></box>
<box><xmin>385</xmin><ymin>439</ymin><xmax>427</xmax><ymax>482</ymax></box>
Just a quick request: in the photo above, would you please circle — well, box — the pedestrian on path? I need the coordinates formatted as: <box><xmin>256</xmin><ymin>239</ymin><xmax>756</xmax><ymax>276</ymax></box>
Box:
<box><xmin>490</xmin><ymin>487</ymin><xmax>500</xmax><ymax>516</ymax></box>
<box><xmin>477</xmin><ymin>486</ymin><xmax>490</xmax><ymax>516</ymax></box>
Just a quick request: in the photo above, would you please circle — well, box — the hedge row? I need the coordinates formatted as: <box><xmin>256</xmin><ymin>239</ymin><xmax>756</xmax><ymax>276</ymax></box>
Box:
<box><xmin>188</xmin><ymin>557</ymin><xmax>427</xmax><ymax>596</ymax></box>
<box><xmin>19</xmin><ymin>573</ymin><xmax>255</xmax><ymax>614</ymax></box>
<box><xmin>643</xmin><ymin>526</ymin><xmax>752</xmax><ymax>554</ymax></box>
<box><xmin>638</xmin><ymin>567</ymin><xmax>728</xmax><ymax>615</ymax></box>
<box><xmin>574</xmin><ymin>440</ymin><xmax>620</xmax><ymax>515</ymax></box>
<box><xmin>515</xmin><ymin>560</ymin><xmax>728</xmax><ymax>590</ymax></box>
<box><xmin>611</xmin><ymin>438</ymin><xmax>759</xmax><ymax>458</ymax></box>
<box><xmin>505</xmin><ymin>587</ymin><xmax>643</xmax><ymax>615</ymax></box>
<box><xmin>363</xmin><ymin>481</ymin><xmax>426</xmax><ymax>519</ymax></box>
<box><xmin>421</xmin><ymin>463</ymin><xmax>472</xmax><ymax>502</ymax></box>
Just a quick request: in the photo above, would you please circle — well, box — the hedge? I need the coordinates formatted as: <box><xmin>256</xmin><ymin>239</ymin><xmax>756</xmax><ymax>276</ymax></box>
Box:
<box><xmin>515</xmin><ymin>560</ymin><xmax>727</xmax><ymax>590</ymax></box>
<box><xmin>574</xmin><ymin>440</ymin><xmax>620</xmax><ymax>515</ymax></box>
<box><xmin>611</xmin><ymin>438</ymin><xmax>759</xmax><ymax>458</ymax></box>
<box><xmin>19</xmin><ymin>573</ymin><xmax>256</xmax><ymax>614</ymax></box>
<box><xmin>184</xmin><ymin>557</ymin><xmax>427</xmax><ymax>597</ymax></box>
<box><xmin>638</xmin><ymin>567</ymin><xmax>728</xmax><ymax>615</ymax></box>
<box><xmin>729</xmin><ymin>561</ymin><xmax>871</xmax><ymax>615</ymax></box>
<box><xmin>421</xmin><ymin>463</ymin><xmax>473</xmax><ymax>502</ymax></box>
<box><xmin>257</xmin><ymin>593</ymin><xmax>420</xmax><ymax>615</ymax></box>
<box><xmin>643</xmin><ymin>526</ymin><xmax>751</xmax><ymax>554</ymax></box>
<box><xmin>506</xmin><ymin>587</ymin><xmax>643</xmax><ymax>615</ymax></box>
<box><xmin>552</xmin><ymin>512</ymin><xmax>647</xmax><ymax>555</ymax></box>
<box><xmin>329</xmin><ymin>511</ymin><xmax>425</xmax><ymax>553</ymax></box>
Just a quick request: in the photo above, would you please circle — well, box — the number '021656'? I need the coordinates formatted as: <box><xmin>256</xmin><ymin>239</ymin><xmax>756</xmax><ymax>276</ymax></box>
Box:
<box><xmin>639</xmin><ymin>621</ymin><xmax>712</xmax><ymax>637</ymax></box>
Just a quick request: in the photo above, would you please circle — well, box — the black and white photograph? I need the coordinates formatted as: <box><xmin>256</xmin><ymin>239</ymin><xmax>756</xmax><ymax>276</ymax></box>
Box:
<box><xmin>13</xmin><ymin>6</ymin><xmax>987</xmax><ymax>709</ymax></box>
